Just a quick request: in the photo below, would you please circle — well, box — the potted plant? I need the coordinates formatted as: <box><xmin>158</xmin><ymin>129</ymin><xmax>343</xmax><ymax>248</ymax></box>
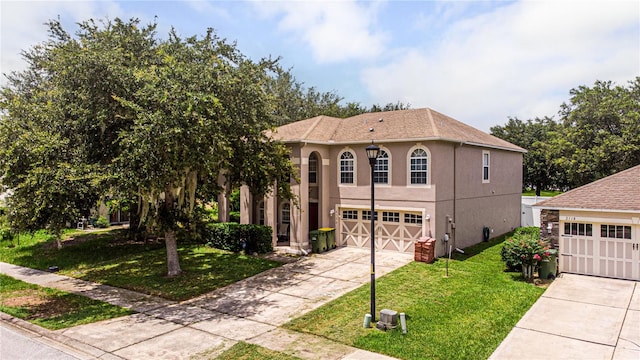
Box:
<box><xmin>501</xmin><ymin>229</ymin><xmax>551</xmax><ymax>282</ymax></box>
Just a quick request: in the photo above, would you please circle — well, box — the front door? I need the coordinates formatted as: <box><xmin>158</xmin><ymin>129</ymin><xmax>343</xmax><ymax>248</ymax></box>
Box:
<box><xmin>309</xmin><ymin>202</ymin><xmax>319</xmax><ymax>231</ymax></box>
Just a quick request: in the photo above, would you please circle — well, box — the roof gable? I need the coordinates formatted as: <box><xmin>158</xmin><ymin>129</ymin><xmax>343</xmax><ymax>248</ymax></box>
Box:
<box><xmin>535</xmin><ymin>165</ymin><xmax>640</xmax><ymax>212</ymax></box>
<box><xmin>272</xmin><ymin>108</ymin><xmax>524</xmax><ymax>152</ymax></box>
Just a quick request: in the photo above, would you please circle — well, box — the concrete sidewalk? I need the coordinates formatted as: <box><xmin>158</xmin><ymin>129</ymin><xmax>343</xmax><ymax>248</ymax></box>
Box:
<box><xmin>1</xmin><ymin>247</ymin><xmax>412</xmax><ymax>360</ymax></box>
<box><xmin>490</xmin><ymin>273</ymin><xmax>640</xmax><ymax>360</ymax></box>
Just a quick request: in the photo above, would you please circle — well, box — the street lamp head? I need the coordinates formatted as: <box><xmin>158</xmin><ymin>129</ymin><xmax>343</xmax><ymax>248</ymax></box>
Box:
<box><xmin>366</xmin><ymin>143</ymin><xmax>380</xmax><ymax>166</ymax></box>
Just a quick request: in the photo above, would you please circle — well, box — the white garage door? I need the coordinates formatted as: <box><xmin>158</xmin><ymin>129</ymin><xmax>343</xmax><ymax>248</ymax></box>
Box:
<box><xmin>560</xmin><ymin>221</ymin><xmax>639</xmax><ymax>280</ymax></box>
<box><xmin>339</xmin><ymin>208</ymin><xmax>423</xmax><ymax>253</ymax></box>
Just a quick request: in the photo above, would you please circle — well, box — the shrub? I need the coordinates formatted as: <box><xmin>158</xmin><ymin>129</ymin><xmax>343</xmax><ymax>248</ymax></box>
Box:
<box><xmin>229</xmin><ymin>211</ymin><xmax>241</xmax><ymax>223</ymax></box>
<box><xmin>94</xmin><ymin>216</ymin><xmax>110</xmax><ymax>228</ymax></box>
<box><xmin>501</xmin><ymin>227</ymin><xmax>551</xmax><ymax>271</ymax></box>
<box><xmin>0</xmin><ymin>227</ymin><xmax>14</xmax><ymax>242</ymax></box>
<box><xmin>205</xmin><ymin>223</ymin><xmax>273</xmax><ymax>254</ymax></box>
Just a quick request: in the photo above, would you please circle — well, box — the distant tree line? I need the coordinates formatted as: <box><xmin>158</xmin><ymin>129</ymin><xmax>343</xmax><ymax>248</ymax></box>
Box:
<box><xmin>268</xmin><ymin>66</ymin><xmax>409</xmax><ymax>126</ymax></box>
<box><xmin>491</xmin><ymin>78</ymin><xmax>640</xmax><ymax>195</ymax></box>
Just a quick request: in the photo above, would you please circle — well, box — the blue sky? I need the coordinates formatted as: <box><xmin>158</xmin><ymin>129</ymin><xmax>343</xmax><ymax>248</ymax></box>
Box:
<box><xmin>1</xmin><ymin>0</ymin><xmax>638</xmax><ymax>131</ymax></box>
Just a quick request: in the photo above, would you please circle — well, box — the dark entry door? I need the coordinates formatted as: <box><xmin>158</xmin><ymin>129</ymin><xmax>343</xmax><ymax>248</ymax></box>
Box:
<box><xmin>309</xmin><ymin>202</ymin><xmax>319</xmax><ymax>231</ymax></box>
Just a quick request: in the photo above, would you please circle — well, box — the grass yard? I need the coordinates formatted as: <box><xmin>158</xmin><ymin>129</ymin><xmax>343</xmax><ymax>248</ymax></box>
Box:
<box><xmin>0</xmin><ymin>229</ymin><xmax>282</xmax><ymax>301</ymax></box>
<box><xmin>522</xmin><ymin>189</ymin><xmax>562</xmax><ymax>197</ymax></box>
<box><xmin>213</xmin><ymin>342</ymin><xmax>302</xmax><ymax>360</ymax></box>
<box><xmin>284</xmin><ymin>235</ymin><xmax>544</xmax><ymax>360</ymax></box>
<box><xmin>0</xmin><ymin>274</ymin><xmax>133</xmax><ymax>330</ymax></box>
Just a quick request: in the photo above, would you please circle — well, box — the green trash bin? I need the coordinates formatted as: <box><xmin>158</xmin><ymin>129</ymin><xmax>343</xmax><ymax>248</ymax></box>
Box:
<box><xmin>309</xmin><ymin>230</ymin><xmax>321</xmax><ymax>253</ymax></box>
<box><xmin>319</xmin><ymin>227</ymin><xmax>336</xmax><ymax>249</ymax></box>
<box><xmin>316</xmin><ymin>230</ymin><xmax>328</xmax><ymax>252</ymax></box>
<box><xmin>539</xmin><ymin>252</ymin><xmax>558</xmax><ymax>279</ymax></box>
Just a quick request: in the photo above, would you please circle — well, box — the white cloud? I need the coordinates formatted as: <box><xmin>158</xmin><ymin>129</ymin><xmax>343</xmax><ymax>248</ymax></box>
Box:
<box><xmin>1</xmin><ymin>0</ymin><xmax>122</xmax><ymax>85</ymax></box>
<box><xmin>361</xmin><ymin>0</ymin><xmax>640</xmax><ymax>130</ymax></box>
<box><xmin>252</xmin><ymin>0</ymin><xmax>388</xmax><ymax>64</ymax></box>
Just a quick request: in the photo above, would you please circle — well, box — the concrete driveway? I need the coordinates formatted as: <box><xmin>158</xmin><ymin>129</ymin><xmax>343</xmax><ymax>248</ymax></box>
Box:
<box><xmin>490</xmin><ymin>273</ymin><xmax>640</xmax><ymax>360</ymax></box>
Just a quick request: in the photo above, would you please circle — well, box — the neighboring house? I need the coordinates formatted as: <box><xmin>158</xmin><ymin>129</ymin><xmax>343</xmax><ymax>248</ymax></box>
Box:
<box><xmin>535</xmin><ymin>165</ymin><xmax>640</xmax><ymax>281</ymax></box>
<box><xmin>239</xmin><ymin>108</ymin><xmax>524</xmax><ymax>257</ymax></box>
<box><xmin>521</xmin><ymin>196</ymin><xmax>551</xmax><ymax>227</ymax></box>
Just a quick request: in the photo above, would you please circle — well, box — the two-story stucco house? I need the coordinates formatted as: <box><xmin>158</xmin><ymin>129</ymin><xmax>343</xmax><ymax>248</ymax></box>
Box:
<box><xmin>239</xmin><ymin>108</ymin><xmax>524</xmax><ymax>257</ymax></box>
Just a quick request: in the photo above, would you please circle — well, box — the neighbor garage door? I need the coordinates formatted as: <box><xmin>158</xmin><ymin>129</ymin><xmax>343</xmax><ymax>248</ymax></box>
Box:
<box><xmin>559</xmin><ymin>220</ymin><xmax>640</xmax><ymax>280</ymax></box>
<box><xmin>338</xmin><ymin>208</ymin><xmax>423</xmax><ymax>253</ymax></box>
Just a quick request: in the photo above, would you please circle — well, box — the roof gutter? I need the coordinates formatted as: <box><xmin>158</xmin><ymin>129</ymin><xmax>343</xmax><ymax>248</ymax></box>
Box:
<box><xmin>532</xmin><ymin>205</ymin><xmax>640</xmax><ymax>214</ymax></box>
<box><xmin>279</xmin><ymin>137</ymin><xmax>527</xmax><ymax>153</ymax></box>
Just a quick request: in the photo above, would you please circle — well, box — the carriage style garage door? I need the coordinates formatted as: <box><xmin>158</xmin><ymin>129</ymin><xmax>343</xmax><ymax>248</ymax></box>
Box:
<box><xmin>338</xmin><ymin>208</ymin><xmax>423</xmax><ymax>253</ymax></box>
<box><xmin>559</xmin><ymin>220</ymin><xmax>640</xmax><ymax>280</ymax></box>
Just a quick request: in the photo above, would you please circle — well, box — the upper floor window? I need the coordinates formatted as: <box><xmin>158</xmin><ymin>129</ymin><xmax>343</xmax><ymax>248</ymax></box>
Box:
<box><xmin>339</xmin><ymin>151</ymin><xmax>355</xmax><ymax>184</ymax></box>
<box><xmin>373</xmin><ymin>150</ymin><xmax>389</xmax><ymax>184</ymax></box>
<box><xmin>309</xmin><ymin>153</ymin><xmax>318</xmax><ymax>184</ymax></box>
<box><xmin>409</xmin><ymin>148</ymin><xmax>429</xmax><ymax>185</ymax></box>
<box><xmin>482</xmin><ymin>151</ymin><xmax>490</xmax><ymax>183</ymax></box>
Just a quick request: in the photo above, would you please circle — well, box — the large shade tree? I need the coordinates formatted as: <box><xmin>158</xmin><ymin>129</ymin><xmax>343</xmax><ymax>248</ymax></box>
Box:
<box><xmin>0</xmin><ymin>18</ymin><xmax>295</xmax><ymax>276</ymax></box>
<box><xmin>553</xmin><ymin>78</ymin><xmax>640</xmax><ymax>187</ymax></box>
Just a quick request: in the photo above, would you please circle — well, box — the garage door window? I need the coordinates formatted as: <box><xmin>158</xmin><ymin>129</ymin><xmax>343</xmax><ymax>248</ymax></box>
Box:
<box><xmin>363</xmin><ymin>211</ymin><xmax>378</xmax><ymax>221</ymax></box>
<box><xmin>564</xmin><ymin>222</ymin><xmax>593</xmax><ymax>236</ymax></box>
<box><xmin>601</xmin><ymin>224</ymin><xmax>632</xmax><ymax>239</ymax></box>
<box><xmin>342</xmin><ymin>210</ymin><xmax>358</xmax><ymax>219</ymax></box>
<box><xmin>404</xmin><ymin>213</ymin><xmax>423</xmax><ymax>224</ymax></box>
<box><xmin>382</xmin><ymin>211</ymin><xmax>400</xmax><ymax>222</ymax></box>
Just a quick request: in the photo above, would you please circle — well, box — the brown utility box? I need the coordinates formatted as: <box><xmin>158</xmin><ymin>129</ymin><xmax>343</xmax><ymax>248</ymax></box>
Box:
<box><xmin>414</xmin><ymin>237</ymin><xmax>436</xmax><ymax>263</ymax></box>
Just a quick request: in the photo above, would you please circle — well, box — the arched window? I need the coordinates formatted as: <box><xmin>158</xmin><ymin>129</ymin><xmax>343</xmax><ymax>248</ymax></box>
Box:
<box><xmin>339</xmin><ymin>151</ymin><xmax>355</xmax><ymax>184</ymax></box>
<box><xmin>373</xmin><ymin>150</ymin><xmax>389</xmax><ymax>184</ymax></box>
<box><xmin>309</xmin><ymin>153</ymin><xmax>318</xmax><ymax>184</ymax></box>
<box><xmin>410</xmin><ymin>148</ymin><xmax>429</xmax><ymax>184</ymax></box>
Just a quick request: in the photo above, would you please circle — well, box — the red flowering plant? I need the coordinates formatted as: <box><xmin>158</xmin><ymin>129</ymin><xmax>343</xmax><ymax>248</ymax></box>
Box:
<box><xmin>501</xmin><ymin>227</ymin><xmax>552</xmax><ymax>271</ymax></box>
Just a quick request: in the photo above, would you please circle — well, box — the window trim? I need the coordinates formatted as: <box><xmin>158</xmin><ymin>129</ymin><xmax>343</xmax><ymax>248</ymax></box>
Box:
<box><xmin>482</xmin><ymin>150</ymin><xmax>490</xmax><ymax>183</ymax></box>
<box><xmin>280</xmin><ymin>202</ymin><xmax>291</xmax><ymax>224</ymax></box>
<box><xmin>407</xmin><ymin>145</ymin><xmax>431</xmax><ymax>187</ymax></box>
<box><xmin>338</xmin><ymin>149</ymin><xmax>357</xmax><ymax>186</ymax></box>
<box><xmin>308</xmin><ymin>153</ymin><xmax>318</xmax><ymax>184</ymax></box>
<box><xmin>373</xmin><ymin>148</ymin><xmax>391</xmax><ymax>185</ymax></box>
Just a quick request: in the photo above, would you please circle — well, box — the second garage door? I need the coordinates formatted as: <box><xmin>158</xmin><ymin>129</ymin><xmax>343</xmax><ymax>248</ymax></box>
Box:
<box><xmin>559</xmin><ymin>220</ymin><xmax>640</xmax><ymax>280</ymax></box>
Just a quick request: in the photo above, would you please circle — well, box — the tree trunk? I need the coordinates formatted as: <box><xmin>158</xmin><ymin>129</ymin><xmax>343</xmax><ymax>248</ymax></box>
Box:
<box><xmin>164</xmin><ymin>228</ymin><xmax>182</xmax><ymax>277</ymax></box>
<box><xmin>164</xmin><ymin>185</ymin><xmax>182</xmax><ymax>277</ymax></box>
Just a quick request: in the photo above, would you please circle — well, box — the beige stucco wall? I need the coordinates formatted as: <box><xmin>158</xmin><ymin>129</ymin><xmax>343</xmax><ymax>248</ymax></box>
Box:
<box><xmin>247</xmin><ymin>139</ymin><xmax>522</xmax><ymax>256</ymax></box>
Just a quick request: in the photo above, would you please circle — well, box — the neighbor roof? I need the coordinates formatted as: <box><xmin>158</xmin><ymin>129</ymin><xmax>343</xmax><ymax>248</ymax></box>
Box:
<box><xmin>271</xmin><ymin>108</ymin><xmax>525</xmax><ymax>152</ymax></box>
<box><xmin>535</xmin><ymin>165</ymin><xmax>640</xmax><ymax>212</ymax></box>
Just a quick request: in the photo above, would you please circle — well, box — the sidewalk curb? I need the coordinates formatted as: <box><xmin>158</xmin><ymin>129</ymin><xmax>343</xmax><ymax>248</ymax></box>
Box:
<box><xmin>0</xmin><ymin>311</ymin><xmax>119</xmax><ymax>359</ymax></box>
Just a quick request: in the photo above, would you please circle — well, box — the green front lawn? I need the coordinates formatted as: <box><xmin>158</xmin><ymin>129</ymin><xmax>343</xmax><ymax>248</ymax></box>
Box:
<box><xmin>214</xmin><ymin>342</ymin><xmax>302</xmax><ymax>360</ymax></box>
<box><xmin>522</xmin><ymin>189</ymin><xmax>562</xmax><ymax>197</ymax></box>
<box><xmin>285</xmin><ymin>234</ymin><xmax>544</xmax><ymax>360</ymax></box>
<box><xmin>0</xmin><ymin>229</ymin><xmax>282</xmax><ymax>301</ymax></box>
<box><xmin>0</xmin><ymin>274</ymin><xmax>134</xmax><ymax>330</ymax></box>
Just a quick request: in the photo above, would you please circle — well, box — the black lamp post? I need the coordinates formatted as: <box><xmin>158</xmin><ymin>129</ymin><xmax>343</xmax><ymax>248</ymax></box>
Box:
<box><xmin>365</xmin><ymin>143</ymin><xmax>380</xmax><ymax>322</ymax></box>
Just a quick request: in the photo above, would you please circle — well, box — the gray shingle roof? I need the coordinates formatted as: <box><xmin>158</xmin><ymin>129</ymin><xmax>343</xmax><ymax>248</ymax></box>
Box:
<box><xmin>535</xmin><ymin>165</ymin><xmax>640</xmax><ymax>212</ymax></box>
<box><xmin>272</xmin><ymin>108</ymin><xmax>525</xmax><ymax>152</ymax></box>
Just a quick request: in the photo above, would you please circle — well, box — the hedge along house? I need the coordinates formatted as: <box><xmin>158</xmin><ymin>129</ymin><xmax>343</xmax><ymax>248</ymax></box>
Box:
<box><xmin>535</xmin><ymin>165</ymin><xmax>640</xmax><ymax>281</ymax></box>
<box><xmin>239</xmin><ymin>108</ymin><xmax>525</xmax><ymax>257</ymax></box>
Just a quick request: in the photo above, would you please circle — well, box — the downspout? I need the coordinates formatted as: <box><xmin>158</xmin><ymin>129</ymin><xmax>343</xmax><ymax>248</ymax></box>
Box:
<box><xmin>453</xmin><ymin>142</ymin><xmax>462</xmax><ymax>252</ymax></box>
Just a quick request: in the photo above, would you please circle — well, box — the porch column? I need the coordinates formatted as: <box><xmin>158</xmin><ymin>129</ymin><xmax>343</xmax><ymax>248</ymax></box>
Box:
<box><xmin>265</xmin><ymin>188</ymin><xmax>278</xmax><ymax>247</ymax></box>
<box><xmin>240</xmin><ymin>185</ymin><xmax>253</xmax><ymax>224</ymax></box>
<box><xmin>321</xmin><ymin>158</ymin><xmax>331</xmax><ymax>228</ymax></box>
